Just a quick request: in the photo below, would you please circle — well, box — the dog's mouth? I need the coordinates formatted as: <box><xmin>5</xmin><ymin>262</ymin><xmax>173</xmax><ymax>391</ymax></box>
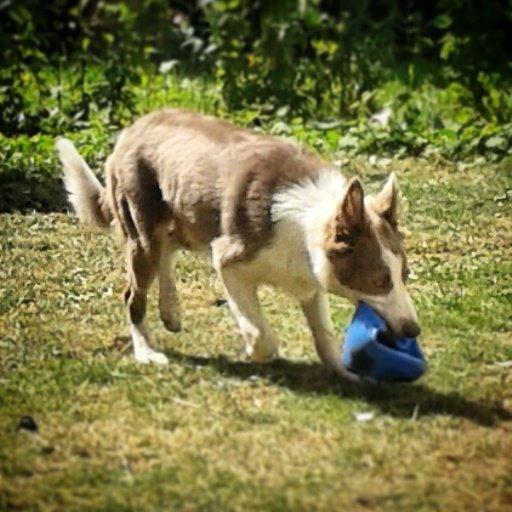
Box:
<box><xmin>376</xmin><ymin>329</ymin><xmax>398</xmax><ymax>348</ymax></box>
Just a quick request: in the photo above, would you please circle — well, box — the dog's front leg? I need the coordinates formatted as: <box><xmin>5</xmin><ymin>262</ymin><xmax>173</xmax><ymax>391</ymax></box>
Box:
<box><xmin>212</xmin><ymin>238</ymin><xmax>279</xmax><ymax>363</ymax></box>
<box><xmin>300</xmin><ymin>292</ymin><xmax>338</xmax><ymax>364</ymax></box>
<box><xmin>221</xmin><ymin>271</ymin><xmax>279</xmax><ymax>363</ymax></box>
<box><xmin>301</xmin><ymin>292</ymin><xmax>360</xmax><ymax>381</ymax></box>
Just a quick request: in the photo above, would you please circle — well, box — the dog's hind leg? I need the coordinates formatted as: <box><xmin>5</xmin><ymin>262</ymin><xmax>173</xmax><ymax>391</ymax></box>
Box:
<box><xmin>124</xmin><ymin>237</ymin><xmax>168</xmax><ymax>365</ymax></box>
<box><xmin>159</xmin><ymin>240</ymin><xmax>181</xmax><ymax>332</ymax></box>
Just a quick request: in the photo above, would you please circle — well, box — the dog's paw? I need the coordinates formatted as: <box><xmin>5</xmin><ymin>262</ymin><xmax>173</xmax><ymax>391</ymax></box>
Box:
<box><xmin>134</xmin><ymin>348</ymin><xmax>169</xmax><ymax>365</ymax></box>
<box><xmin>334</xmin><ymin>365</ymin><xmax>373</xmax><ymax>384</ymax></box>
<box><xmin>161</xmin><ymin>316</ymin><xmax>182</xmax><ymax>333</ymax></box>
<box><xmin>245</xmin><ymin>344</ymin><xmax>279</xmax><ymax>364</ymax></box>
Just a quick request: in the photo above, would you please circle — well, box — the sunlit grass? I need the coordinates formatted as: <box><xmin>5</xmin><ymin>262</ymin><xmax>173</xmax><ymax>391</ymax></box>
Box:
<box><xmin>0</xmin><ymin>158</ymin><xmax>511</xmax><ymax>511</ymax></box>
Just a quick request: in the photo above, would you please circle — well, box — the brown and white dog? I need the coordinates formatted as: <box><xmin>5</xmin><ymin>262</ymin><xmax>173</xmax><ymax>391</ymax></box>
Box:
<box><xmin>56</xmin><ymin>109</ymin><xmax>420</xmax><ymax>379</ymax></box>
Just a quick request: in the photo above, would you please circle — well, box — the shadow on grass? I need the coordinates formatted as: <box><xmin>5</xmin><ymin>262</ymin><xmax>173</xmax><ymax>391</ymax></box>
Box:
<box><xmin>167</xmin><ymin>350</ymin><xmax>512</xmax><ymax>427</ymax></box>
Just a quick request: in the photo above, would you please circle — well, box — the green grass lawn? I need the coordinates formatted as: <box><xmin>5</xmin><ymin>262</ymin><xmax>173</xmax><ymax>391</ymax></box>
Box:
<box><xmin>1</xmin><ymin>156</ymin><xmax>511</xmax><ymax>511</ymax></box>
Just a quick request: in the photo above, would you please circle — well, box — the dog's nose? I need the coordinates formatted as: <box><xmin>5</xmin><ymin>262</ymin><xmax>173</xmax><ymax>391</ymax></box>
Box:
<box><xmin>400</xmin><ymin>319</ymin><xmax>421</xmax><ymax>338</ymax></box>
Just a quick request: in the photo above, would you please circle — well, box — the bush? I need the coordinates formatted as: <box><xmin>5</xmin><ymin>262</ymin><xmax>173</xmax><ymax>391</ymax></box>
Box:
<box><xmin>0</xmin><ymin>72</ymin><xmax>222</xmax><ymax>212</ymax></box>
<box><xmin>1</xmin><ymin>1</ymin><xmax>512</xmax><ymax>212</ymax></box>
<box><xmin>2</xmin><ymin>1</ymin><xmax>511</xmax><ymax>123</ymax></box>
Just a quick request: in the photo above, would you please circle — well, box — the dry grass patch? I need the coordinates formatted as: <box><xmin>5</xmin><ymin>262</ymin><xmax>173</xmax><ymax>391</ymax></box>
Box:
<box><xmin>1</xmin><ymin>158</ymin><xmax>511</xmax><ymax>511</ymax></box>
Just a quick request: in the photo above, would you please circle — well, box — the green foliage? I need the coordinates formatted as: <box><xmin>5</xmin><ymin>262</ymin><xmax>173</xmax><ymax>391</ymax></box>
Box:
<box><xmin>202</xmin><ymin>0</ymin><xmax>512</xmax><ymax>118</ymax></box>
<box><xmin>2</xmin><ymin>68</ymin><xmax>512</xmax><ymax>212</ymax></box>
<box><xmin>0</xmin><ymin>134</ymin><xmax>66</xmax><ymax>211</ymax></box>
<box><xmin>0</xmin><ymin>71</ymin><xmax>221</xmax><ymax>212</ymax></box>
<box><xmin>324</xmin><ymin>77</ymin><xmax>512</xmax><ymax>159</ymax></box>
<box><xmin>2</xmin><ymin>0</ymin><xmax>511</xmax><ymax>124</ymax></box>
<box><xmin>0</xmin><ymin>59</ymin><xmax>142</xmax><ymax>137</ymax></box>
<box><xmin>1</xmin><ymin>1</ymin><xmax>512</xmax><ymax>211</ymax></box>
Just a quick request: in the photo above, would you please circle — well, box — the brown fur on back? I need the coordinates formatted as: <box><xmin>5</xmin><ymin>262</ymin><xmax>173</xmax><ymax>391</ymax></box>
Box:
<box><xmin>106</xmin><ymin>109</ymin><xmax>325</xmax><ymax>256</ymax></box>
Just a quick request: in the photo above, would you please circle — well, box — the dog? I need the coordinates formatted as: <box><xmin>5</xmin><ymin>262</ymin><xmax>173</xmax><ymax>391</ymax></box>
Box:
<box><xmin>56</xmin><ymin>109</ymin><xmax>420</xmax><ymax>379</ymax></box>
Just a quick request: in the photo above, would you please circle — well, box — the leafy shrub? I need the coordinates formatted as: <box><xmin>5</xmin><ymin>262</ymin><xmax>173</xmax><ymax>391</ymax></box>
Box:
<box><xmin>0</xmin><ymin>72</ymin><xmax>222</xmax><ymax>212</ymax></box>
<box><xmin>1</xmin><ymin>1</ymin><xmax>512</xmax><ymax>211</ymax></box>
<box><xmin>0</xmin><ymin>130</ymin><xmax>111</xmax><ymax>212</ymax></box>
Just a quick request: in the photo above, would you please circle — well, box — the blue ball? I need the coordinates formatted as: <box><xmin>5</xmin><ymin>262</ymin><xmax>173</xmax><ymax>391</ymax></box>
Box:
<box><xmin>342</xmin><ymin>303</ymin><xmax>426</xmax><ymax>382</ymax></box>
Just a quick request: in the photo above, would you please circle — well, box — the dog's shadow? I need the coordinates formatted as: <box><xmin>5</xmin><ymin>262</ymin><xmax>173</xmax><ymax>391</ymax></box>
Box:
<box><xmin>166</xmin><ymin>349</ymin><xmax>511</xmax><ymax>427</ymax></box>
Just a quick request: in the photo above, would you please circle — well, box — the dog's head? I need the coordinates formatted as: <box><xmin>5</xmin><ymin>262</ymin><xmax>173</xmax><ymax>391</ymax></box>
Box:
<box><xmin>323</xmin><ymin>173</ymin><xmax>420</xmax><ymax>338</ymax></box>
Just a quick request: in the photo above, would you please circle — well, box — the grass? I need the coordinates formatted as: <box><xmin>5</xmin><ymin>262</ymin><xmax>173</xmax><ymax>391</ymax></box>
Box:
<box><xmin>0</xmin><ymin>155</ymin><xmax>511</xmax><ymax>511</ymax></box>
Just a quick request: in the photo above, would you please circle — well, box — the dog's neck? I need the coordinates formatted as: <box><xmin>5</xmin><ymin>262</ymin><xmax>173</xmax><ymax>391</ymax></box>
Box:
<box><xmin>271</xmin><ymin>168</ymin><xmax>346</xmax><ymax>288</ymax></box>
<box><xmin>272</xmin><ymin>168</ymin><xmax>345</xmax><ymax>225</ymax></box>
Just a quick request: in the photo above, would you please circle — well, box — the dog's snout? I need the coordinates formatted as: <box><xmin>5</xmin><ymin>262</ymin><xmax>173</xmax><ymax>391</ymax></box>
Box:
<box><xmin>400</xmin><ymin>319</ymin><xmax>421</xmax><ymax>338</ymax></box>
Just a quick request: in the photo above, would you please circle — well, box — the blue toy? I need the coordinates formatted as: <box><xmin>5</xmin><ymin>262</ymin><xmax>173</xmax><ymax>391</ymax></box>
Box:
<box><xmin>342</xmin><ymin>303</ymin><xmax>426</xmax><ymax>382</ymax></box>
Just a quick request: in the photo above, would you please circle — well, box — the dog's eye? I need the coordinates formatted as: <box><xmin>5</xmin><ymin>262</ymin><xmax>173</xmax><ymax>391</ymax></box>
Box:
<box><xmin>334</xmin><ymin>232</ymin><xmax>350</xmax><ymax>245</ymax></box>
<box><xmin>328</xmin><ymin>243</ymin><xmax>353</xmax><ymax>258</ymax></box>
<box><xmin>377</xmin><ymin>272</ymin><xmax>392</xmax><ymax>291</ymax></box>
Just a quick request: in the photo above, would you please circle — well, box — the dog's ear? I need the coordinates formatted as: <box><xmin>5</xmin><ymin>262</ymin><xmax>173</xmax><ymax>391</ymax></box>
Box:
<box><xmin>372</xmin><ymin>172</ymin><xmax>398</xmax><ymax>227</ymax></box>
<box><xmin>338</xmin><ymin>177</ymin><xmax>365</xmax><ymax>229</ymax></box>
<box><xmin>329</xmin><ymin>177</ymin><xmax>365</xmax><ymax>253</ymax></box>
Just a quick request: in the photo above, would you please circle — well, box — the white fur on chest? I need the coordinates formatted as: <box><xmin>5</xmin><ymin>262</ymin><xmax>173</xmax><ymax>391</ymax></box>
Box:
<box><xmin>237</xmin><ymin>168</ymin><xmax>346</xmax><ymax>299</ymax></box>
<box><xmin>244</xmin><ymin>218</ymin><xmax>318</xmax><ymax>299</ymax></box>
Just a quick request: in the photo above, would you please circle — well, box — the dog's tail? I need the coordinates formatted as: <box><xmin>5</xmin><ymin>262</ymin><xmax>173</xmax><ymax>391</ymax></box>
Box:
<box><xmin>56</xmin><ymin>138</ymin><xmax>113</xmax><ymax>229</ymax></box>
